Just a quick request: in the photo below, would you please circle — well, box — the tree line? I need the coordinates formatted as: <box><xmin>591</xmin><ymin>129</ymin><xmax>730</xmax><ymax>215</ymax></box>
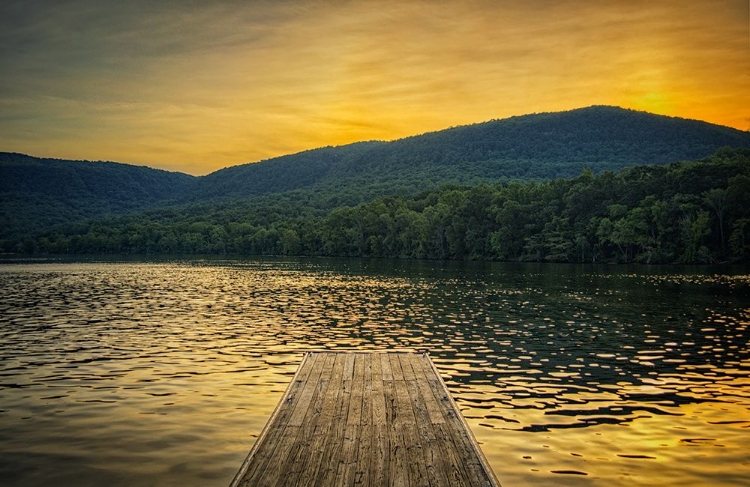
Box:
<box><xmin>9</xmin><ymin>148</ymin><xmax>750</xmax><ymax>264</ymax></box>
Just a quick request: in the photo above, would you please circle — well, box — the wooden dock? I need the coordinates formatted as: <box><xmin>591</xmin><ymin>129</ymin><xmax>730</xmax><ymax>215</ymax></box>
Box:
<box><xmin>230</xmin><ymin>351</ymin><xmax>500</xmax><ymax>487</ymax></box>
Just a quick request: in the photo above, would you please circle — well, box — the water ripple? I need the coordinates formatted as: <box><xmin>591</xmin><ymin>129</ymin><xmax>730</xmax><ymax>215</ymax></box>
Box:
<box><xmin>0</xmin><ymin>259</ymin><xmax>748</xmax><ymax>486</ymax></box>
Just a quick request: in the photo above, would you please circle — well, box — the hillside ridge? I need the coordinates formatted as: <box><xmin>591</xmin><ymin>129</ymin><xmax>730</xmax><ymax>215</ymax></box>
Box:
<box><xmin>2</xmin><ymin>106</ymin><xmax>750</xmax><ymax>241</ymax></box>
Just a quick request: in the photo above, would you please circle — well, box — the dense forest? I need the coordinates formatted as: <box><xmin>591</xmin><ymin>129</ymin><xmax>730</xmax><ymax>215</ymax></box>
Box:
<box><xmin>188</xmin><ymin>106</ymin><xmax>750</xmax><ymax>202</ymax></box>
<box><xmin>12</xmin><ymin>148</ymin><xmax>750</xmax><ymax>264</ymax></box>
<box><xmin>0</xmin><ymin>152</ymin><xmax>195</xmax><ymax>240</ymax></box>
<box><xmin>4</xmin><ymin>106</ymin><xmax>750</xmax><ymax>242</ymax></box>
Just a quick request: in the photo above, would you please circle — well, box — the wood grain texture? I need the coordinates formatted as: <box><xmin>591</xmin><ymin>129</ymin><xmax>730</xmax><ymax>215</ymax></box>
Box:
<box><xmin>230</xmin><ymin>352</ymin><xmax>500</xmax><ymax>487</ymax></box>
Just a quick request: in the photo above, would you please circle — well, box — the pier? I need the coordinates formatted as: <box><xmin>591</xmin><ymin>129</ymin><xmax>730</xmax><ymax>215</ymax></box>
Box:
<box><xmin>230</xmin><ymin>351</ymin><xmax>500</xmax><ymax>486</ymax></box>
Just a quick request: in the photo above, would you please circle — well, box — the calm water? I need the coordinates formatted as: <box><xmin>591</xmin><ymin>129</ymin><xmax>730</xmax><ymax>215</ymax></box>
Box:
<box><xmin>0</xmin><ymin>258</ymin><xmax>748</xmax><ymax>486</ymax></box>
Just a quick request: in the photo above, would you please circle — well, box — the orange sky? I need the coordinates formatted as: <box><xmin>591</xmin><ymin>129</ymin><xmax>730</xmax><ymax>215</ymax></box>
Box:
<box><xmin>1</xmin><ymin>0</ymin><xmax>748</xmax><ymax>175</ymax></box>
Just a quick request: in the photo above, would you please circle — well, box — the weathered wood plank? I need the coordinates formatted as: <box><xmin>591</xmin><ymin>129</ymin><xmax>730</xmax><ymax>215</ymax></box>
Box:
<box><xmin>249</xmin><ymin>353</ymin><xmax>329</xmax><ymax>485</ymax></box>
<box><xmin>407</xmin><ymin>354</ymin><xmax>468</xmax><ymax>486</ymax></box>
<box><xmin>230</xmin><ymin>351</ymin><xmax>500</xmax><ymax>487</ymax></box>
<box><xmin>232</xmin><ymin>352</ymin><xmax>319</xmax><ymax>486</ymax></box>
<box><xmin>388</xmin><ymin>353</ymin><xmax>403</xmax><ymax>381</ymax></box>
<box><xmin>356</xmin><ymin>353</ymin><xmax>373</xmax><ymax>486</ymax></box>
<box><xmin>408</xmin><ymin>353</ymin><xmax>447</xmax><ymax>425</ymax></box>
<box><xmin>371</xmin><ymin>354</ymin><xmax>387</xmax><ymax>425</ymax></box>
<box><xmin>381</xmin><ymin>352</ymin><xmax>394</xmax><ymax>380</ymax></box>
<box><xmin>384</xmin><ymin>373</ymin><xmax>407</xmax><ymax>487</ymax></box>
<box><xmin>338</xmin><ymin>353</ymin><xmax>366</xmax><ymax>485</ymax></box>
<box><xmin>393</xmin><ymin>357</ymin><xmax>429</xmax><ymax>486</ymax></box>
<box><xmin>299</xmin><ymin>353</ymin><xmax>347</xmax><ymax>481</ymax></box>
<box><xmin>314</xmin><ymin>356</ymin><xmax>352</xmax><ymax>486</ymax></box>
<box><xmin>283</xmin><ymin>353</ymin><xmax>338</xmax><ymax>485</ymax></box>
<box><xmin>422</xmin><ymin>355</ymin><xmax>499</xmax><ymax>487</ymax></box>
<box><xmin>418</xmin><ymin>359</ymin><xmax>484</xmax><ymax>485</ymax></box>
<box><xmin>400</xmin><ymin>354</ymin><xmax>453</xmax><ymax>487</ymax></box>
<box><xmin>370</xmin><ymin>354</ymin><xmax>389</xmax><ymax>486</ymax></box>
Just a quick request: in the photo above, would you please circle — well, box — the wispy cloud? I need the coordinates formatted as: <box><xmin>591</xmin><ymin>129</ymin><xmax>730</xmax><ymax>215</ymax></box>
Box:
<box><xmin>0</xmin><ymin>0</ymin><xmax>747</xmax><ymax>174</ymax></box>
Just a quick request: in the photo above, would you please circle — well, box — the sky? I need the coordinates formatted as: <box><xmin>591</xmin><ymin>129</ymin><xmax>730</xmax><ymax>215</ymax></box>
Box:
<box><xmin>1</xmin><ymin>0</ymin><xmax>748</xmax><ymax>175</ymax></box>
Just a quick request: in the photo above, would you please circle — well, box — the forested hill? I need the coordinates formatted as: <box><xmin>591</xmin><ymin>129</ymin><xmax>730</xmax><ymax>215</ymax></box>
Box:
<box><xmin>17</xmin><ymin>148</ymin><xmax>750</xmax><ymax>264</ymax></box>
<box><xmin>2</xmin><ymin>106</ymin><xmax>750</xmax><ymax>242</ymax></box>
<box><xmin>0</xmin><ymin>152</ymin><xmax>196</xmax><ymax>240</ymax></box>
<box><xmin>187</xmin><ymin>106</ymin><xmax>750</xmax><ymax>202</ymax></box>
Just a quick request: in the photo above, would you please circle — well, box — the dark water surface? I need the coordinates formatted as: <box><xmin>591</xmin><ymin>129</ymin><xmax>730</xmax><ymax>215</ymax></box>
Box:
<box><xmin>0</xmin><ymin>258</ymin><xmax>748</xmax><ymax>486</ymax></box>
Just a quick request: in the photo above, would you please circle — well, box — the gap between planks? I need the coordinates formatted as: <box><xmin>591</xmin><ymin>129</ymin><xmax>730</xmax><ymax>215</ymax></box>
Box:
<box><xmin>230</xmin><ymin>351</ymin><xmax>501</xmax><ymax>487</ymax></box>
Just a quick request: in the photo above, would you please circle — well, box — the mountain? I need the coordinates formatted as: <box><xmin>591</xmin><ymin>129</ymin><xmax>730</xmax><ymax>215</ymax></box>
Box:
<box><xmin>187</xmin><ymin>106</ymin><xmax>750</xmax><ymax>202</ymax></box>
<box><xmin>0</xmin><ymin>152</ymin><xmax>196</xmax><ymax>240</ymax></box>
<box><xmin>14</xmin><ymin>147</ymin><xmax>750</xmax><ymax>263</ymax></box>
<box><xmin>2</xmin><ymin>106</ymin><xmax>750</xmax><ymax>242</ymax></box>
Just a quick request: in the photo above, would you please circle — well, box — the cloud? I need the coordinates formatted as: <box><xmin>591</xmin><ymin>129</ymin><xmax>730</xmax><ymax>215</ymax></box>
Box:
<box><xmin>0</xmin><ymin>0</ymin><xmax>747</xmax><ymax>175</ymax></box>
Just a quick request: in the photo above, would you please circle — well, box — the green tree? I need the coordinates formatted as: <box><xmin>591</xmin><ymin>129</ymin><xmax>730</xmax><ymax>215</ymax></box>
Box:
<box><xmin>703</xmin><ymin>188</ymin><xmax>727</xmax><ymax>257</ymax></box>
<box><xmin>279</xmin><ymin>228</ymin><xmax>301</xmax><ymax>255</ymax></box>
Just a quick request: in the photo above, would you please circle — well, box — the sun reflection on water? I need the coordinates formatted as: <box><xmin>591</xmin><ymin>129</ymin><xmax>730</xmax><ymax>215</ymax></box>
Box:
<box><xmin>0</xmin><ymin>259</ymin><xmax>748</xmax><ymax>486</ymax></box>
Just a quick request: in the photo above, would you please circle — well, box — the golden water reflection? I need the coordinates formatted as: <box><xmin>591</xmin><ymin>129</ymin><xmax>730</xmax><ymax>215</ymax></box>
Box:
<box><xmin>0</xmin><ymin>259</ymin><xmax>748</xmax><ymax>486</ymax></box>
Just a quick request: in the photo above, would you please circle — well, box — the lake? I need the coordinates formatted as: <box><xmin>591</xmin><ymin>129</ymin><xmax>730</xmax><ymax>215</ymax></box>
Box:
<box><xmin>0</xmin><ymin>257</ymin><xmax>748</xmax><ymax>486</ymax></box>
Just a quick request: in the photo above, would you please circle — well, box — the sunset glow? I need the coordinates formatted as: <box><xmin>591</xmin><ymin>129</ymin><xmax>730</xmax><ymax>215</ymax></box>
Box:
<box><xmin>1</xmin><ymin>0</ymin><xmax>748</xmax><ymax>175</ymax></box>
